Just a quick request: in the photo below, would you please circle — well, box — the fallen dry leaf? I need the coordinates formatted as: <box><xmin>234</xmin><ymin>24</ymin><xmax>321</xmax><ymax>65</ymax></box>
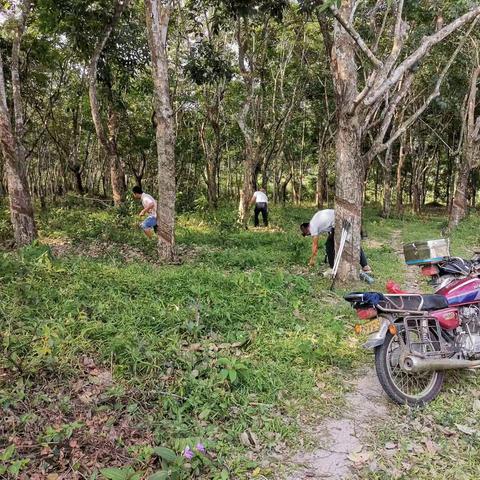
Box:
<box><xmin>239</xmin><ymin>430</ymin><xmax>260</xmax><ymax>450</ymax></box>
<box><xmin>423</xmin><ymin>438</ymin><xmax>438</xmax><ymax>454</ymax></box>
<box><xmin>455</xmin><ymin>424</ymin><xmax>477</xmax><ymax>435</ymax></box>
<box><xmin>348</xmin><ymin>451</ymin><xmax>372</xmax><ymax>464</ymax></box>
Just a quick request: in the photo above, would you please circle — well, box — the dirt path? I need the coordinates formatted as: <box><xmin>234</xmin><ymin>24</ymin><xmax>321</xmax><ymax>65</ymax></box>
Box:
<box><xmin>280</xmin><ymin>230</ymin><xmax>415</xmax><ymax>479</ymax></box>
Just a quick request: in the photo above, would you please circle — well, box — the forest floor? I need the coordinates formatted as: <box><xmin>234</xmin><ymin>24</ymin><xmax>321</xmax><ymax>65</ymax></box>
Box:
<box><xmin>1</xmin><ymin>201</ymin><xmax>480</xmax><ymax>479</ymax></box>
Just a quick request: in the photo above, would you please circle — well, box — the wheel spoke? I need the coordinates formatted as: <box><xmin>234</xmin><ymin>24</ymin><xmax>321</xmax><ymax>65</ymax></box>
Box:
<box><xmin>385</xmin><ymin>331</ymin><xmax>437</xmax><ymax>399</ymax></box>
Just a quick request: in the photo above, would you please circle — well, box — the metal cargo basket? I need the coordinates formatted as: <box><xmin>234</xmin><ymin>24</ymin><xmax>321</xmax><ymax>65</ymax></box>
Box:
<box><xmin>403</xmin><ymin>239</ymin><xmax>450</xmax><ymax>265</ymax></box>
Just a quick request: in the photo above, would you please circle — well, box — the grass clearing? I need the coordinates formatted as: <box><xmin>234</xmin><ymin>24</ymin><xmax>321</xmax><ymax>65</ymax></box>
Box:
<box><xmin>1</xmin><ymin>201</ymin><xmax>480</xmax><ymax>478</ymax></box>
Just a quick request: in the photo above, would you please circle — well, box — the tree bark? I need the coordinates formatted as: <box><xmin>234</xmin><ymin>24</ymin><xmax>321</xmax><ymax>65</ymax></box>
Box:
<box><xmin>329</xmin><ymin>0</ymin><xmax>364</xmax><ymax>282</ymax></box>
<box><xmin>0</xmin><ymin>5</ymin><xmax>37</xmax><ymax>246</ymax></box>
<box><xmin>450</xmin><ymin>146</ymin><xmax>478</xmax><ymax>228</ymax></box>
<box><xmin>87</xmin><ymin>0</ymin><xmax>128</xmax><ymax>206</ymax></box>
<box><xmin>395</xmin><ymin>135</ymin><xmax>406</xmax><ymax>213</ymax></box>
<box><xmin>145</xmin><ymin>0</ymin><xmax>176</xmax><ymax>262</ymax></box>
<box><xmin>449</xmin><ymin>65</ymin><xmax>480</xmax><ymax>229</ymax></box>
<box><xmin>382</xmin><ymin>146</ymin><xmax>393</xmax><ymax>218</ymax></box>
<box><xmin>316</xmin><ymin>138</ymin><xmax>328</xmax><ymax>209</ymax></box>
<box><xmin>106</xmin><ymin>106</ymin><xmax>126</xmax><ymax>205</ymax></box>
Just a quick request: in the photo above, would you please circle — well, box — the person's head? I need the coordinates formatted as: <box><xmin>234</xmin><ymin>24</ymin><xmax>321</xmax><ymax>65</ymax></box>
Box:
<box><xmin>300</xmin><ymin>222</ymin><xmax>310</xmax><ymax>237</ymax></box>
<box><xmin>132</xmin><ymin>186</ymin><xmax>143</xmax><ymax>199</ymax></box>
<box><xmin>260</xmin><ymin>188</ymin><xmax>266</xmax><ymax>193</ymax></box>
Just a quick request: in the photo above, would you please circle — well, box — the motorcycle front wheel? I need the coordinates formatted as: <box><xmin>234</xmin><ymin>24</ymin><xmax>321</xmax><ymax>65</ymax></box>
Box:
<box><xmin>375</xmin><ymin>329</ymin><xmax>444</xmax><ymax>406</ymax></box>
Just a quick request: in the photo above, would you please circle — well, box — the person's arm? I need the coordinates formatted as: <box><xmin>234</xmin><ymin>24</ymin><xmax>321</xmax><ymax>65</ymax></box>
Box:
<box><xmin>309</xmin><ymin>236</ymin><xmax>319</xmax><ymax>267</ymax></box>
<box><xmin>140</xmin><ymin>200</ymin><xmax>155</xmax><ymax>216</ymax></box>
<box><xmin>249</xmin><ymin>193</ymin><xmax>256</xmax><ymax>207</ymax></box>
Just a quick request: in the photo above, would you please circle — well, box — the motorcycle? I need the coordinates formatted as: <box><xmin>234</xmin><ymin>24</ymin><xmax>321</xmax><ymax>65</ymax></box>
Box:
<box><xmin>345</xmin><ymin>240</ymin><xmax>480</xmax><ymax>406</ymax></box>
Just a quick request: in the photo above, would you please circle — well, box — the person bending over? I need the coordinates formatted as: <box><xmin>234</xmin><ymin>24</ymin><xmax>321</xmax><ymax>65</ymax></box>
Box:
<box><xmin>249</xmin><ymin>188</ymin><xmax>269</xmax><ymax>227</ymax></box>
<box><xmin>300</xmin><ymin>209</ymin><xmax>372</xmax><ymax>272</ymax></box>
<box><xmin>132</xmin><ymin>186</ymin><xmax>157</xmax><ymax>239</ymax></box>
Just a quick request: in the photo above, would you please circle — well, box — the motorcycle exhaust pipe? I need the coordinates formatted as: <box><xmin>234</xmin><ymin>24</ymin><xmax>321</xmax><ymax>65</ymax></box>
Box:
<box><xmin>403</xmin><ymin>356</ymin><xmax>480</xmax><ymax>372</ymax></box>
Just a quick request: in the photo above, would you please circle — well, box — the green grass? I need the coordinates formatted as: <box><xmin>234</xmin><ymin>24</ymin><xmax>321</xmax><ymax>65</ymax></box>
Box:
<box><xmin>0</xmin><ymin>202</ymin><xmax>359</xmax><ymax>478</ymax></box>
<box><xmin>2</xmin><ymin>201</ymin><xmax>480</xmax><ymax>478</ymax></box>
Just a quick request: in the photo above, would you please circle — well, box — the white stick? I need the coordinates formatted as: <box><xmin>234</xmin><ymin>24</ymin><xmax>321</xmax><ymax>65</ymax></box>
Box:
<box><xmin>332</xmin><ymin>227</ymin><xmax>347</xmax><ymax>277</ymax></box>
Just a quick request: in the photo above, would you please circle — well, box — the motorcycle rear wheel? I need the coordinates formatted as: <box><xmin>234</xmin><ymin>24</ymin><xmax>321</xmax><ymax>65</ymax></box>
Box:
<box><xmin>375</xmin><ymin>329</ymin><xmax>444</xmax><ymax>406</ymax></box>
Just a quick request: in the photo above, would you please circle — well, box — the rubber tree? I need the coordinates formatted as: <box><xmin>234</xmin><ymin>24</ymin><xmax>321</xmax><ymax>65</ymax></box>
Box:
<box><xmin>449</xmin><ymin>62</ymin><xmax>480</xmax><ymax>230</ymax></box>
<box><xmin>87</xmin><ymin>0</ymin><xmax>130</xmax><ymax>206</ymax></box>
<box><xmin>316</xmin><ymin>0</ymin><xmax>480</xmax><ymax>282</ymax></box>
<box><xmin>145</xmin><ymin>0</ymin><xmax>176</xmax><ymax>262</ymax></box>
<box><xmin>0</xmin><ymin>0</ymin><xmax>37</xmax><ymax>246</ymax></box>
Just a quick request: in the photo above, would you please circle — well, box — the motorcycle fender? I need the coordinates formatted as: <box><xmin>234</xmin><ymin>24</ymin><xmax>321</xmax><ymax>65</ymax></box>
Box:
<box><xmin>362</xmin><ymin>317</ymin><xmax>390</xmax><ymax>349</ymax></box>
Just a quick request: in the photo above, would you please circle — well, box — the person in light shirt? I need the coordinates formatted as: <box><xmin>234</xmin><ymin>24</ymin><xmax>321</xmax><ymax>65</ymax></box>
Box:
<box><xmin>132</xmin><ymin>186</ymin><xmax>157</xmax><ymax>239</ymax></box>
<box><xmin>249</xmin><ymin>188</ymin><xmax>269</xmax><ymax>227</ymax></box>
<box><xmin>300</xmin><ymin>209</ymin><xmax>371</xmax><ymax>272</ymax></box>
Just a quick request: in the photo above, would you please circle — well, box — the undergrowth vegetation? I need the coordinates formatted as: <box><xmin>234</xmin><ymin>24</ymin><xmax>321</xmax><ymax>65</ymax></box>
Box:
<box><xmin>1</xmin><ymin>200</ymin><xmax>480</xmax><ymax>478</ymax></box>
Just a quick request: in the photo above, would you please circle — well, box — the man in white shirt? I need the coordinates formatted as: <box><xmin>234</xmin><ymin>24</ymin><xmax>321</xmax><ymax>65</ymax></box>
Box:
<box><xmin>132</xmin><ymin>186</ymin><xmax>157</xmax><ymax>239</ymax></box>
<box><xmin>249</xmin><ymin>188</ymin><xmax>269</xmax><ymax>227</ymax></box>
<box><xmin>300</xmin><ymin>209</ymin><xmax>371</xmax><ymax>272</ymax></box>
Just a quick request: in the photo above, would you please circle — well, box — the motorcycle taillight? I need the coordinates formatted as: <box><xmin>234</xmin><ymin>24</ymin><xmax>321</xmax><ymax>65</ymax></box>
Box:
<box><xmin>421</xmin><ymin>265</ymin><xmax>439</xmax><ymax>276</ymax></box>
<box><xmin>356</xmin><ymin>307</ymin><xmax>377</xmax><ymax>320</ymax></box>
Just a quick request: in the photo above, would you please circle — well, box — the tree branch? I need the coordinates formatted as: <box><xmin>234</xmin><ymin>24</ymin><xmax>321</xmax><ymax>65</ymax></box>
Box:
<box><xmin>363</xmin><ymin>17</ymin><xmax>477</xmax><ymax>163</ymax></box>
<box><xmin>364</xmin><ymin>6</ymin><xmax>480</xmax><ymax>106</ymax></box>
<box><xmin>327</xmin><ymin>3</ymin><xmax>383</xmax><ymax>68</ymax></box>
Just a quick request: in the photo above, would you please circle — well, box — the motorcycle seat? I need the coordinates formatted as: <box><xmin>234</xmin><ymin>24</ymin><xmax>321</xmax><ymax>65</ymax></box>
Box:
<box><xmin>378</xmin><ymin>294</ymin><xmax>448</xmax><ymax>312</ymax></box>
<box><xmin>344</xmin><ymin>292</ymin><xmax>448</xmax><ymax>312</ymax></box>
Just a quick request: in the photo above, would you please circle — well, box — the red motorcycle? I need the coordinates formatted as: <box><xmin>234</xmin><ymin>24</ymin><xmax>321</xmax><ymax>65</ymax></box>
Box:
<box><xmin>345</xmin><ymin>240</ymin><xmax>480</xmax><ymax>406</ymax></box>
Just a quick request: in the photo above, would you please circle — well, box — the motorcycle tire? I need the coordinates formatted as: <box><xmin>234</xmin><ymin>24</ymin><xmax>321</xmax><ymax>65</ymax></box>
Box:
<box><xmin>375</xmin><ymin>330</ymin><xmax>444</xmax><ymax>406</ymax></box>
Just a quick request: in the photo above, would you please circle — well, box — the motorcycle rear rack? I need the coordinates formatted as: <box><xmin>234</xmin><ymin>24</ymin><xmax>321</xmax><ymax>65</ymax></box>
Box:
<box><xmin>403</xmin><ymin>316</ymin><xmax>450</xmax><ymax>358</ymax></box>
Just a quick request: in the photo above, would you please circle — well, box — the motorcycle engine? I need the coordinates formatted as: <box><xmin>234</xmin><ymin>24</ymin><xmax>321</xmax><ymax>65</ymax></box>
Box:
<box><xmin>457</xmin><ymin>306</ymin><xmax>480</xmax><ymax>357</ymax></box>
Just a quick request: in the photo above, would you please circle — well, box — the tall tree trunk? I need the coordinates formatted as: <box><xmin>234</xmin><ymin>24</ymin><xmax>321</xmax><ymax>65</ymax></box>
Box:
<box><xmin>0</xmin><ymin>7</ymin><xmax>37</xmax><ymax>246</ymax></box>
<box><xmin>449</xmin><ymin>65</ymin><xmax>480</xmax><ymax>229</ymax></box>
<box><xmin>449</xmin><ymin>147</ymin><xmax>476</xmax><ymax>228</ymax></box>
<box><xmin>330</xmin><ymin>0</ymin><xmax>364</xmax><ymax>282</ymax></box>
<box><xmin>382</xmin><ymin>146</ymin><xmax>394</xmax><ymax>218</ymax></box>
<box><xmin>433</xmin><ymin>153</ymin><xmax>441</xmax><ymax>203</ymax></box>
<box><xmin>316</xmin><ymin>128</ymin><xmax>328</xmax><ymax>209</ymax></box>
<box><xmin>145</xmin><ymin>0</ymin><xmax>176</xmax><ymax>261</ymax></box>
<box><xmin>395</xmin><ymin>135</ymin><xmax>405</xmax><ymax>213</ymax></box>
<box><xmin>87</xmin><ymin>0</ymin><xmax>128</xmax><ymax>206</ymax></box>
<box><xmin>107</xmin><ymin>106</ymin><xmax>126</xmax><ymax>205</ymax></box>
<box><xmin>238</xmin><ymin>138</ymin><xmax>258</xmax><ymax>225</ymax></box>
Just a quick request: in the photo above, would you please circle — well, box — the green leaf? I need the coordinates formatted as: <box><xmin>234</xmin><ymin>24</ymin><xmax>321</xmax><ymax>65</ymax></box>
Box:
<box><xmin>1</xmin><ymin>445</ymin><xmax>15</xmax><ymax>462</ymax></box>
<box><xmin>318</xmin><ymin>0</ymin><xmax>337</xmax><ymax>13</ymax></box>
<box><xmin>153</xmin><ymin>447</ymin><xmax>177</xmax><ymax>463</ymax></box>
<box><xmin>228</xmin><ymin>369</ymin><xmax>238</xmax><ymax>383</ymax></box>
<box><xmin>219</xmin><ymin>369</ymin><xmax>229</xmax><ymax>380</ymax></box>
<box><xmin>220</xmin><ymin>470</ymin><xmax>229</xmax><ymax>480</ymax></box>
<box><xmin>217</xmin><ymin>357</ymin><xmax>230</xmax><ymax>366</ymax></box>
<box><xmin>149</xmin><ymin>472</ymin><xmax>169</xmax><ymax>480</ymax></box>
<box><xmin>100</xmin><ymin>467</ymin><xmax>134</xmax><ymax>480</ymax></box>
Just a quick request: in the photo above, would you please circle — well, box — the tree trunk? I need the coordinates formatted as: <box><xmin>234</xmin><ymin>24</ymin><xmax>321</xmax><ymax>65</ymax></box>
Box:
<box><xmin>206</xmin><ymin>159</ymin><xmax>219</xmax><ymax>208</ymax></box>
<box><xmin>433</xmin><ymin>153</ymin><xmax>441</xmax><ymax>203</ymax></box>
<box><xmin>0</xmin><ymin>14</ymin><xmax>37</xmax><ymax>246</ymax></box>
<box><xmin>316</xmin><ymin>136</ymin><xmax>328</xmax><ymax>209</ymax></box>
<box><xmin>449</xmin><ymin>65</ymin><xmax>480</xmax><ymax>229</ymax></box>
<box><xmin>395</xmin><ymin>136</ymin><xmax>405</xmax><ymax>213</ymax></box>
<box><xmin>238</xmin><ymin>139</ymin><xmax>258</xmax><ymax>226</ymax></box>
<box><xmin>107</xmin><ymin>106</ymin><xmax>126</xmax><ymax>205</ymax></box>
<box><xmin>145</xmin><ymin>0</ymin><xmax>176</xmax><ymax>261</ymax></box>
<box><xmin>449</xmin><ymin>149</ymin><xmax>474</xmax><ymax>229</ymax></box>
<box><xmin>87</xmin><ymin>0</ymin><xmax>128</xmax><ymax>207</ymax></box>
<box><xmin>382</xmin><ymin>146</ymin><xmax>394</xmax><ymax>218</ymax></box>
<box><xmin>330</xmin><ymin>0</ymin><xmax>363</xmax><ymax>282</ymax></box>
